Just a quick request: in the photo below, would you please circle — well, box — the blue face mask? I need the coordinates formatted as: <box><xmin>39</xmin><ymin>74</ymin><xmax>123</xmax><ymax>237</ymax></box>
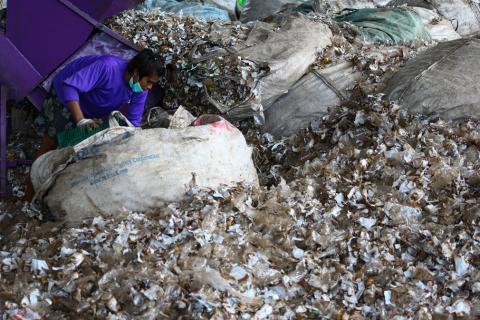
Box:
<box><xmin>129</xmin><ymin>77</ymin><xmax>144</xmax><ymax>93</ymax></box>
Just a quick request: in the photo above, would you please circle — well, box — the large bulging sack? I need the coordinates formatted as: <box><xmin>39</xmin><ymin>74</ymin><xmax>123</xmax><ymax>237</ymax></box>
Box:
<box><xmin>210</xmin><ymin>15</ymin><xmax>332</xmax><ymax>124</ymax></box>
<box><xmin>265</xmin><ymin>62</ymin><xmax>361</xmax><ymax>137</ymax></box>
<box><xmin>238</xmin><ymin>16</ymin><xmax>332</xmax><ymax>111</ymax></box>
<box><xmin>220</xmin><ymin>15</ymin><xmax>332</xmax><ymax>123</ymax></box>
<box><xmin>384</xmin><ymin>37</ymin><xmax>480</xmax><ymax>120</ymax></box>
<box><xmin>31</xmin><ymin>116</ymin><xmax>259</xmax><ymax>225</ymax></box>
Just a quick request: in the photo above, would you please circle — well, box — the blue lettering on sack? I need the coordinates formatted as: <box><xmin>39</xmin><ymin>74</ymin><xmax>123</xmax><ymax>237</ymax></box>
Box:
<box><xmin>90</xmin><ymin>168</ymin><xmax>129</xmax><ymax>186</ymax></box>
<box><xmin>70</xmin><ymin>153</ymin><xmax>160</xmax><ymax>188</ymax></box>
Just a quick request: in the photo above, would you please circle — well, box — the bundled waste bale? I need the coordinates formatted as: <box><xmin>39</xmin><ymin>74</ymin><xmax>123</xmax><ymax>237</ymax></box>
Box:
<box><xmin>225</xmin><ymin>14</ymin><xmax>333</xmax><ymax>122</ymax></box>
<box><xmin>31</xmin><ymin>114</ymin><xmax>258</xmax><ymax>225</ymax></box>
<box><xmin>265</xmin><ymin>62</ymin><xmax>361</xmax><ymax>137</ymax></box>
<box><xmin>262</xmin><ymin>26</ymin><xmax>430</xmax><ymax>137</ymax></box>
<box><xmin>335</xmin><ymin>7</ymin><xmax>431</xmax><ymax>45</ymax></box>
<box><xmin>385</xmin><ymin>37</ymin><xmax>480</xmax><ymax>120</ymax></box>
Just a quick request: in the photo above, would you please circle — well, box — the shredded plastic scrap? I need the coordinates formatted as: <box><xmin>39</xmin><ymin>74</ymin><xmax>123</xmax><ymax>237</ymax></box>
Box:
<box><xmin>2</xmin><ymin>93</ymin><xmax>480</xmax><ymax>319</ymax></box>
<box><xmin>107</xmin><ymin>10</ymin><xmax>261</xmax><ymax>120</ymax></box>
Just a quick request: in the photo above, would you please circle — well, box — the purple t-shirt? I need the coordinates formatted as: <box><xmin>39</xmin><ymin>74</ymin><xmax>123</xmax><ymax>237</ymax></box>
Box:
<box><xmin>53</xmin><ymin>55</ymin><xmax>147</xmax><ymax>127</ymax></box>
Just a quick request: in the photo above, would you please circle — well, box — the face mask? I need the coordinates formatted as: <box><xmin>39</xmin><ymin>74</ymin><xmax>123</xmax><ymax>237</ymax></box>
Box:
<box><xmin>129</xmin><ymin>77</ymin><xmax>144</xmax><ymax>93</ymax></box>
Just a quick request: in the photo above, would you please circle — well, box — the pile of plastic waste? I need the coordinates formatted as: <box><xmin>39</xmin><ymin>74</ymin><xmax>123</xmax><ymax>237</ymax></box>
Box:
<box><xmin>2</xmin><ymin>1</ymin><xmax>480</xmax><ymax>319</ymax></box>
<box><xmin>2</xmin><ymin>93</ymin><xmax>480</xmax><ymax>319</ymax></box>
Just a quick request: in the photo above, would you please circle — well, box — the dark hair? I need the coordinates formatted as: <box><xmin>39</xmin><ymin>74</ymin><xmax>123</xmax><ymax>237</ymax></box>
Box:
<box><xmin>127</xmin><ymin>49</ymin><xmax>164</xmax><ymax>79</ymax></box>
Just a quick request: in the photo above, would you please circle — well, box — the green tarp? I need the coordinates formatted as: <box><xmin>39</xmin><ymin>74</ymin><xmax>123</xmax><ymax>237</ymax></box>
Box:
<box><xmin>335</xmin><ymin>7</ymin><xmax>431</xmax><ymax>44</ymax></box>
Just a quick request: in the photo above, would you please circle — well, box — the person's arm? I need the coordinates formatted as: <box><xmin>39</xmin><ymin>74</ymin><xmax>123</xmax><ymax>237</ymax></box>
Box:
<box><xmin>67</xmin><ymin>100</ymin><xmax>98</xmax><ymax>129</ymax></box>
<box><xmin>57</xmin><ymin>60</ymin><xmax>111</xmax><ymax>125</ymax></box>
<box><xmin>67</xmin><ymin>100</ymin><xmax>85</xmax><ymax>124</ymax></box>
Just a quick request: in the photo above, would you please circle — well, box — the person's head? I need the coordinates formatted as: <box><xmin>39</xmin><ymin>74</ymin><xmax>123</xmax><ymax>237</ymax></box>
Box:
<box><xmin>126</xmin><ymin>49</ymin><xmax>164</xmax><ymax>92</ymax></box>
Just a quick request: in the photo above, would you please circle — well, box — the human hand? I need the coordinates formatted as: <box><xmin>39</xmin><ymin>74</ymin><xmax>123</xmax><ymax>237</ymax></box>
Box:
<box><xmin>76</xmin><ymin>118</ymin><xmax>101</xmax><ymax>130</ymax></box>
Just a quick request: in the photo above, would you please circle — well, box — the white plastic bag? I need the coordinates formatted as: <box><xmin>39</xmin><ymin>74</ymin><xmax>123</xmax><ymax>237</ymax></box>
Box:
<box><xmin>31</xmin><ymin>113</ymin><xmax>259</xmax><ymax>225</ymax></box>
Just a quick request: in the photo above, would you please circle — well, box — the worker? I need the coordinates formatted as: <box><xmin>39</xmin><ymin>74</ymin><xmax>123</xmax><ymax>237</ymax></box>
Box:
<box><xmin>38</xmin><ymin>48</ymin><xmax>162</xmax><ymax>136</ymax></box>
<box><xmin>34</xmin><ymin>48</ymin><xmax>163</xmax><ymax>150</ymax></box>
<box><xmin>26</xmin><ymin>48</ymin><xmax>164</xmax><ymax>201</ymax></box>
